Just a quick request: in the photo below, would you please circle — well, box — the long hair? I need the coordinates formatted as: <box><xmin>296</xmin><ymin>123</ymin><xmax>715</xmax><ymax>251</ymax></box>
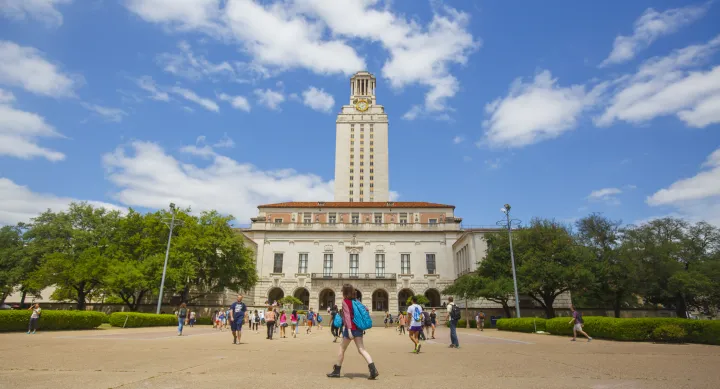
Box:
<box><xmin>342</xmin><ymin>284</ymin><xmax>355</xmax><ymax>299</ymax></box>
<box><xmin>180</xmin><ymin>303</ymin><xmax>187</xmax><ymax>308</ymax></box>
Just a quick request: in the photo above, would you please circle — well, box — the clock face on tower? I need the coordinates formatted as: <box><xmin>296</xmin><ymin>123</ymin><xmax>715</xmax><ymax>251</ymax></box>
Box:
<box><xmin>354</xmin><ymin>98</ymin><xmax>370</xmax><ymax>112</ymax></box>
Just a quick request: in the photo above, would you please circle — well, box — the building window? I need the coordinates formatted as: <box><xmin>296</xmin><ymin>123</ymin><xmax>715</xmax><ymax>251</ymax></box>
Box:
<box><xmin>401</xmin><ymin>254</ymin><xmax>411</xmax><ymax>274</ymax></box>
<box><xmin>351</xmin><ymin>213</ymin><xmax>359</xmax><ymax>224</ymax></box>
<box><xmin>370</xmin><ymin>134</ymin><xmax>373</xmax><ymax>139</ymax></box>
<box><xmin>273</xmin><ymin>253</ymin><xmax>284</xmax><ymax>273</ymax></box>
<box><xmin>350</xmin><ymin>190</ymin><xmax>353</xmax><ymax>195</ymax></box>
<box><xmin>351</xmin><ymin>133</ymin><xmax>354</xmax><ymax>138</ymax></box>
<box><xmin>375</xmin><ymin>254</ymin><xmax>385</xmax><ymax>277</ymax></box>
<box><xmin>359</xmin><ymin>183</ymin><xmax>363</xmax><ymax>187</ymax></box>
<box><xmin>428</xmin><ymin>218</ymin><xmax>438</xmax><ymax>225</ymax></box>
<box><xmin>350</xmin><ymin>169</ymin><xmax>354</xmax><ymax>173</ymax></box>
<box><xmin>360</xmin><ymin>134</ymin><xmax>364</xmax><ymax>138</ymax></box>
<box><xmin>323</xmin><ymin>254</ymin><xmax>333</xmax><ymax>276</ymax></box>
<box><xmin>374</xmin><ymin>213</ymin><xmax>382</xmax><ymax>224</ymax></box>
<box><xmin>350</xmin><ymin>176</ymin><xmax>354</xmax><ymax>180</ymax></box>
<box><xmin>370</xmin><ymin>148</ymin><xmax>374</xmax><ymax>152</ymax></box>
<box><xmin>360</xmin><ymin>169</ymin><xmax>364</xmax><ymax>173</ymax></box>
<box><xmin>349</xmin><ymin>254</ymin><xmax>359</xmax><ymax>276</ymax></box>
<box><xmin>369</xmin><ymin>162</ymin><xmax>373</xmax><ymax>166</ymax></box>
<box><xmin>274</xmin><ymin>218</ymin><xmax>283</xmax><ymax>224</ymax></box>
<box><xmin>360</xmin><ymin>162</ymin><xmax>364</xmax><ymax>166</ymax></box>
<box><xmin>303</xmin><ymin>213</ymin><xmax>312</xmax><ymax>224</ymax></box>
<box><xmin>350</xmin><ymin>183</ymin><xmax>354</xmax><ymax>188</ymax></box>
<box><xmin>370</xmin><ymin>141</ymin><xmax>374</xmax><ymax>145</ymax></box>
<box><xmin>298</xmin><ymin>253</ymin><xmax>308</xmax><ymax>273</ymax></box>
<box><xmin>399</xmin><ymin>213</ymin><xmax>408</xmax><ymax>225</ymax></box>
<box><xmin>370</xmin><ymin>183</ymin><xmax>374</xmax><ymax>188</ymax></box>
<box><xmin>370</xmin><ymin>176</ymin><xmax>374</xmax><ymax>180</ymax></box>
<box><xmin>350</xmin><ymin>154</ymin><xmax>354</xmax><ymax>158</ymax></box>
<box><xmin>426</xmin><ymin>254</ymin><xmax>436</xmax><ymax>275</ymax></box>
<box><xmin>360</xmin><ymin>148</ymin><xmax>364</xmax><ymax>152</ymax></box>
<box><xmin>350</xmin><ymin>162</ymin><xmax>354</xmax><ymax>166</ymax></box>
<box><xmin>328</xmin><ymin>213</ymin><xmax>336</xmax><ymax>224</ymax></box>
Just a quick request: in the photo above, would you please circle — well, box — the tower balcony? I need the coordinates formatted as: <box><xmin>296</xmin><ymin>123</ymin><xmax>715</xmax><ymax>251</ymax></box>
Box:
<box><xmin>251</xmin><ymin>222</ymin><xmax>459</xmax><ymax>232</ymax></box>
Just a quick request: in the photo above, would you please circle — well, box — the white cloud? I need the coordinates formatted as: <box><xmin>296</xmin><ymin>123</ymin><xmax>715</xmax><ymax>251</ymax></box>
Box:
<box><xmin>588</xmin><ymin>187</ymin><xmax>623</xmax><ymax>205</ymax></box>
<box><xmin>484</xmin><ymin>158</ymin><xmax>501</xmax><ymax>170</ymax></box>
<box><xmin>600</xmin><ymin>4</ymin><xmax>708</xmax><ymax>67</ymax></box>
<box><xmin>0</xmin><ymin>40</ymin><xmax>78</xmax><ymax>97</ymax></box>
<box><xmin>0</xmin><ymin>89</ymin><xmax>65</xmax><ymax>161</ymax></box>
<box><xmin>597</xmin><ymin>35</ymin><xmax>720</xmax><ymax>127</ymax></box>
<box><xmin>0</xmin><ymin>0</ymin><xmax>72</xmax><ymax>27</ymax></box>
<box><xmin>124</xmin><ymin>0</ymin><xmax>479</xmax><ymax>116</ymax></box>
<box><xmin>102</xmin><ymin>141</ymin><xmax>334</xmax><ymax>223</ymax></box>
<box><xmin>179</xmin><ymin>144</ymin><xmax>217</xmax><ymax>159</ymax></box>
<box><xmin>402</xmin><ymin>105</ymin><xmax>422</xmax><ymax>121</ymax></box>
<box><xmin>217</xmin><ymin>92</ymin><xmax>250</xmax><ymax>112</ymax></box>
<box><xmin>80</xmin><ymin>103</ymin><xmax>127</xmax><ymax>123</ymax></box>
<box><xmin>213</xmin><ymin>133</ymin><xmax>235</xmax><ymax>148</ymax></box>
<box><xmin>254</xmin><ymin>88</ymin><xmax>284</xmax><ymax>110</ymax></box>
<box><xmin>301</xmin><ymin>86</ymin><xmax>334</xmax><ymax>113</ymax></box>
<box><xmin>389</xmin><ymin>191</ymin><xmax>400</xmax><ymax>201</ymax></box>
<box><xmin>136</xmin><ymin>76</ymin><xmax>170</xmax><ymax>101</ymax></box>
<box><xmin>453</xmin><ymin>136</ymin><xmax>464</xmax><ymax>144</ymax></box>
<box><xmin>157</xmin><ymin>41</ymin><xmax>252</xmax><ymax>83</ymax></box>
<box><xmin>0</xmin><ymin>177</ymin><xmax>123</xmax><ymax>226</ymax></box>
<box><xmin>483</xmin><ymin>70</ymin><xmax>606</xmax><ymax>148</ymax></box>
<box><xmin>647</xmin><ymin>148</ymin><xmax>720</xmax><ymax>225</ymax></box>
<box><xmin>170</xmin><ymin>86</ymin><xmax>219</xmax><ymax>112</ymax></box>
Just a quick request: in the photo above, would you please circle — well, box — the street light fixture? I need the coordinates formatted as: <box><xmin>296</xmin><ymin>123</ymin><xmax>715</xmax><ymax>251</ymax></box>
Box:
<box><xmin>499</xmin><ymin>204</ymin><xmax>522</xmax><ymax>319</ymax></box>
<box><xmin>156</xmin><ymin>203</ymin><xmax>184</xmax><ymax>314</ymax></box>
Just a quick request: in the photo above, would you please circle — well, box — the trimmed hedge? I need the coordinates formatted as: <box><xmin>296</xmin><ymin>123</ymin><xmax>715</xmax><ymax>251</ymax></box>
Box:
<box><xmin>446</xmin><ymin>319</ymin><xmax>479</xmax><ymax>328</ymax></box>
<box><xmin>196</xmin><ymin>316</ymin><xmax>213</xmax><ymax>325</ymax></box>
<box><xmin>109</xmin><ymin>312</ymin><xmax>178</xmax><ymax>328</ymax></box>
<box><xmin>0</xmin><ymin>310</ymin><xmax>104</xmax><ymax>332</ymax></box>
<box><xmin>540</xmin><ymin>317</ymin><xmax>720</xmax><ymax>345</ymax></box>
<box><xmin>497</xmin><ymin>317</ymin><xmax>546</xmax><ymax>333</ymax></box>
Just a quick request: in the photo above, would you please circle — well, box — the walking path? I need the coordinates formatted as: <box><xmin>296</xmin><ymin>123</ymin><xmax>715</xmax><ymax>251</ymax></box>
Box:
<box><xmin>1</xmin><ymin>326</ymin><xmax>718</xmax><ymax>388</ymax></box>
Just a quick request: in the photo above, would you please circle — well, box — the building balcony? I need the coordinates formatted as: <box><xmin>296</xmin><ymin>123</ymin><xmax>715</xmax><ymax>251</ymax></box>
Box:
<box><xmin>252</xmin><ymin>222</ymin><xmax>458</xmax><ymax>232</ymax></box>
<box><xmin>310</xmin><ymin>273</ymin><xmax>397</xmax><ymax>280</ymax></box>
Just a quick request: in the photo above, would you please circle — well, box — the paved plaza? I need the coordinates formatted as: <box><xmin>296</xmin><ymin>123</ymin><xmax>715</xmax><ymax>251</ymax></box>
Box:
<box><xmin>1</xmin><ymin>325</ymin><xmax>718</xmax><ymax>389</ymax></box>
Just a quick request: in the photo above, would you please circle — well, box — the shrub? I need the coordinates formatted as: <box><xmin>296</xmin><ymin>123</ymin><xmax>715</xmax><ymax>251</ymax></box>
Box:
<box><xmin>446</xmin><ymin>319</ymin><xmax>478</xmax><ymax>328</ymax></box>
<box><xmin>109</xmin><ymin>312</ymin><xmax>177</xmax><ymax>328</ymax></box>
<box><xmin>544</xmin><ymin>317</ymin><xmax>720</xmax><ymax>345</ymax></box>
<box><xmin>102</xmin><ymin>314</ymin><xmax>110</xmax><ymax>324</ymax></box>
<box><xmin>497</xmin><ymin>318</ymin><xmax>546</xmax><ymax>332</ymax></box>
<box><xmin>652</xmin><ymin>324</ymin><xmax>687</xmax><ymax>343</ymax></box>
<box><xmin>196</xmin><ymin>316</ymin><xmax>213</xmax><ymax>325</ymax></box>
<box><xmin>0</xmin><ymin>310</ymin><xmax>104</xmax><ymax>332</ymax></box>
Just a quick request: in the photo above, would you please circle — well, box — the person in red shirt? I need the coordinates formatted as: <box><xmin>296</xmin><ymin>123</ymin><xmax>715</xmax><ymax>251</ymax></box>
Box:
<box><xmin>326</xmin><ymin>284</ymin><xmax>379</xmax><ymax>380</ymax></box>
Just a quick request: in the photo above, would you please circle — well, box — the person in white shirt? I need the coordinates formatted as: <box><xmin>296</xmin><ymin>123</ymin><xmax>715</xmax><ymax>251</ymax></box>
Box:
<box><xmin>27</xmin><ymin>304</ymin><xmax>41</xmax><ymax>334</ymax></box>
<box><xmin>406</xmin><ymin>296</ymin><xmax>424</xmax><ymax>354</ymax></box>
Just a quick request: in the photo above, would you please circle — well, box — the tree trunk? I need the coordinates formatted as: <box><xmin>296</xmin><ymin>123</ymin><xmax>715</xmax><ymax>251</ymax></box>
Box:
<box><xmin>501</xmin><ymin>303</ymin><xmax>512</xmax><ymax>318</ymax></box>
<box><xmin>20</xmin><ymin>290</ymin><xmax>27</xmax><ymax>308</ymax></box>
<box><xmin>613</xmin><ymin>293</ymin><xmax>622</xmax><ymax>318</ymax></box>
<box><xmin>76</xmin><ymin>289</ymin><xmax>87</xmax><ymax>310</ymax></box>
<box><xmin>675</xmin><ymin>293</ymin><xmax>688</xmax><ymax>319</ymax></box>
<box><xmin>542</xmin><ymin>294</ymin><xmax>557</xmax><ymax>318</ymax></box>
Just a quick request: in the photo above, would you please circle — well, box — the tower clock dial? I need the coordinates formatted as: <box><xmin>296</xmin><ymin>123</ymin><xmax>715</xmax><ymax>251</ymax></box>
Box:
<box><xmin>355</xmin><ymin>98</ymin><xmax>370</xmax><ymax>112</ymax></box>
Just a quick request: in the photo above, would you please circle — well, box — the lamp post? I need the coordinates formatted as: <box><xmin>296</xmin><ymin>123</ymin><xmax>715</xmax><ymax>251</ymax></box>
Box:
<box><xmin>156</xmin><ymin>203</ymin><xmax>183</xmax><ymax>314</ymax></box>
<box><xmin>501</xmin><ymin>204</ymin><xmax>521</xmax><ymax>319</ymax></box>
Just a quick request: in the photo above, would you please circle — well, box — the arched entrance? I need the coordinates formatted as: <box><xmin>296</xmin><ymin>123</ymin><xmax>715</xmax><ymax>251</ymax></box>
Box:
<box><xmin>398</xmin><ymin>289</ymin><xmax>413</xmax><ymax>311</ymax></box>
<box><xmin>267</xmin><ymin>287</ymin><xmax>284</xmax><ymax>305</ymax></box>
<box><xmin>424</xmin><ymin>288</ymin><xmax>441</xmax><ymax>307</ymax></box>
<box><xmin>372</xmin><ymin>289</ymin><xmax>388</xmax><ymax>312</ymax></box>
<box><xmin>356</xmin><ymin>289</ymin><xmax>363</xmax><ymax>302</ymax></box>
<box><xmin>293</xmin><ymin>288</ymin><xmax>309</xmax><ymax>310</ymax></box>
<box><xmin>319</xmin><ymin>289</ymin><xmax>335</xmax><ymax>311</ymax></box>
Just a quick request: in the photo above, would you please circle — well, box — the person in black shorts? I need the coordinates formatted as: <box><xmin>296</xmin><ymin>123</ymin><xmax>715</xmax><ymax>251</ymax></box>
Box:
<box><xmin>430</xmin><ymin>308</ymin><xmax>437</xmax><ymax>339</ymax></box>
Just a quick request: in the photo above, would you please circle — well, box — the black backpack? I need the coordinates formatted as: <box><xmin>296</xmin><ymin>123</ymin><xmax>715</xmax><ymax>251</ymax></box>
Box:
<box><xmin>450</xmin><ymin>304</ymin><xmax>461</xmax><ymax>321</ymax></box>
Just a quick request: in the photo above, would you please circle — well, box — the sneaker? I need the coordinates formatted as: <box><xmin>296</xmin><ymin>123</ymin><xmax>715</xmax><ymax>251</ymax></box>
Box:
<box><xmin>588</xmin><ymin>337</ymin><xmax>592</xmax><ymax>342</ymax></box>
<box><xmin>26</xmin><ymin>331</ymin><xmax>30</xmax><ymax>334</ymax></box>
<box><xmin>417</xmin><ymin>344</ymin><xmax>422</xmax><ymax>353</ymax></box>
<box><xmin>570</xmin><ymin>339</ymin><xmax>576</xmax><ymax>342</ymax></box>
<box><xmin>448</xmin><ymin>344</ymin><xmax>455</xmax><ymax>348</ymax></box>
<box><xmin>31</xmin><ymin>331</ymin><xmax>36</xmax><ymax>334</ymax></box>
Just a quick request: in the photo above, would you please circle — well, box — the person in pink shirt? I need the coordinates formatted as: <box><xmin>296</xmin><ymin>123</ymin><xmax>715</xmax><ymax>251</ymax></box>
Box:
<box><xmin>326</xmin><ymin>284</ymin><xmax>379</xmax><ymax>380</ymax></box>
<box><xmin>264</xmin><ymin>307</ymin><xmax>276</xmax><ymax>340</ymax></box>
<box><xmin>279</xmin><ymin>310</ymin><xmax>288</xmax><ymax>338</ymax></box>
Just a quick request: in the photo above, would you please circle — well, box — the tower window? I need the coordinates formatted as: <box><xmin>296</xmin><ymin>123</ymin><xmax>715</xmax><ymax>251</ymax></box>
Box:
<box><xmin>370</xmin><ymin>169</ymin><xmax>374</xmax><ymax>173</ymax></box>
<box><xmin>370</xmin><ymin>148</ymin><xmax>374</xmax><ymax>152</ymax></box>
<box><xmin>370</xmin><ymin>176</ymin><xmax>373</xmax><ymax>180</ymax></box>
<box><xmin>360</xmin><ymin>162</ymin><xmax>364</xmax><ymax>166</ymax></box>
<box><xmin>370</xmin><ymin>141</ymin><xmax>374</xmax><ymax>145</ymax></box>
<box><xmin>351</xmin><ymin>133</ymin><xmax>354</xmax><ymax>138</ymax></box>
<box><xmin>370</xmin><ymin>134</ymin><xmax>373</xmax><ymax>139</ymax></box>
<box><xmin>370</xmin><ymin>162</ymin><xmax>373</xmax><ymax>166</ymax></box>
<box><xmin>360</xmin><ymin>134</ymin><xmax>364</xmax><ymax>138</ymax></box>
<box><xmin>360</xmin><ymin>148</ymin><xmax>364</xmax><ymax>152</ymax></box>
<box><xmin>350</xmin><ymin>183</ymin><xmax>354</xmax><ymax>188</ymax></box>
<box><xmin>350</xmin><ymin>154</ymin><xmax>354</xmax><ymax>158</ymax></box>
<box><xmin>350</xmin><ymin>169</ymin><xmax>354</xmax><ymax>173</ymax></box>
<box><xmin>350</xmin><ymin>190</ymin><xmax>353</xmax><ymax>195</ymax></box>
<box><xmin>350</xmin><ymin>176</ymin><xmax>353</xmax><ymax>180</ymax></box>
<box><xmin>360</xmin><ymin>183</ymin><xmax>363</xmax><ymax>187</ymax></box>
<box><xmin>350</xmin><ymin>162</ymin><xmax>354</xmax><ymax>166</ymax></box>
<box><xmin>360</xmin><ymin>169</ymin><xmax>364</xmax><ymax>173</ymax></box>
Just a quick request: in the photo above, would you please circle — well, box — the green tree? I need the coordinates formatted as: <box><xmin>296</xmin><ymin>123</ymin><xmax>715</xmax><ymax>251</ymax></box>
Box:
<box><xmin>516</xmin><ymin>219</ymin><xmax>593</xmax><ymax>318</ymax></box>
<box><xmin>104</xmin><ymin>209</ymin><xmax>169</xmax><ymax>311</ymax></box>
<box><xmin>442</xmin><ymin>274</ymin><xmax>480</xmax><ymax>326</ymax></box>
<box><xmin>475</xmin><ymin>232</ymin><xmax>520</xmax><ymax>317</ymax></box>
<box><xmin>279</xmin><ymin>296</ymin><xmax>303</xmax><ymax>307</ymax></box>
<box><xmin>170</xmin><ymin>210</ymin><xmax>257</xmax><ymax>303</ymax></box>
<box><xmin>27</xmin><ymin>203</ymin><xmax>121</xmax><ymax>310</ymax></box>
<box><xmin>575</xmin><ymin>214</ymin><xmax>640</xmax><ymax>317</ymax></box>
<box><xmin>405</xmin><ymin>294</ymin><xmax>430</xmax><ymax>306</ymax></box>
<box><xmin>0</xmin><ymin>225</ymin><xmax>25</xmax><ymax>304</ymax></box>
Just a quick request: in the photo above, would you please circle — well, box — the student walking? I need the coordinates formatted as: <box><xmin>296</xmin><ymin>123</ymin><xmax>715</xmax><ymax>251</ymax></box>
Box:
<box><xmin>27</xmin><ymin>304</ymin><xmax>41</xmax><ymax>334</ymax></box>
<box><xmin>176</xmin><ymin>303</ymin><xmax>189</xmax><ymax>336</ymax></box>
<box><xmin>229</xmin><ymin>295</ymin><xmax>247</xmax><ymax>345</ymax></box>
<box><xmin>265</xmin><ymin>307</ymin><xmax>276</xmax><ymax>340</ymax></box>
<box><xmin>446</xmin><ymin>297</ymin><xmax>461</xmax><ymax>349</ymax></box>
<box><xmin>317</xmin><ymin>312</ymin><xmax>323</xmax><ymax>330</ymax></box>
<box><xmin>407</xmin><ymin>296</ymin><xmax>423</xmax><ymax>353</ymax></box>
<box><xmin>290</xmin><ymin>310</ymin><xmax>299</xmax><ymax>338</ymax></box>
<box><xmin>397</xmin><ymin>312</ymin><xmax>406</xmax><ymax>335</ymax></box>
<box><xmin>306</xmin><ymin>308</ymin><xmax>315</xmax><ymax>334</ymax></box>
<box><xmin>476</xmin><ymin>311</ymin><xmax>485</xmax><ymax>331</ymax></box>
<box><xmin>569</xmin><ymin>305</ymin><xmax>592</xmax><ymax>342</ymax></box>
<box><xmin>326</xmin><ymin>284</ymin><xmax>378</xmax><ymax>380</ymax></box>
<box><xmin>430</xmin><ymin>308</ymin><xmax>437</xmax><ymax>339</ymax></box>
<box><xmin>279</xmin><ymin>310</ymin><xmax>288</xmax><ymax>338</ymax></box>
<box><xmin>189</xmin><ymin>311</ymin><xmax>196</xmax><ymax>327</ymax></box>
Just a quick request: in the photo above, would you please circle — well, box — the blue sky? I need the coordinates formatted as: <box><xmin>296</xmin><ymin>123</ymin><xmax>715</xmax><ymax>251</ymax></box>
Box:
<box><xmin>1</xmin><ymin>0</ymin><xmax>719</xmax><ymax>227</ymax></box>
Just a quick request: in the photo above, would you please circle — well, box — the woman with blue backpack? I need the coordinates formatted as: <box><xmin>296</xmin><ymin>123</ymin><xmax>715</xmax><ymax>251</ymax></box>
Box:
<box><xmin>327</xmin><ymin>284</ymin><xmax>379</xmax><ymax>380</ymax></box>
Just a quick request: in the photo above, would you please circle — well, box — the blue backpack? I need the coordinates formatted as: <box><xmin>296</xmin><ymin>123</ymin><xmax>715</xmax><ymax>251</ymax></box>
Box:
<box><xmin>332</xmin><ymin>312</ymin><xmax>342</xmax><ymax>328</ymax></box>
<box><xmin>352</xmin><ymin>300</ymin><xmax>373</xmax><ymax>330</ymax></box>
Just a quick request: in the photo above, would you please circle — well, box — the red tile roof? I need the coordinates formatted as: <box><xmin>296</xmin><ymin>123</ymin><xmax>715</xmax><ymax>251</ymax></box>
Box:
<box><xmin>258</xmin><ymin>201</ymin><xmax>455</xmax><ymax>209</ymax></box>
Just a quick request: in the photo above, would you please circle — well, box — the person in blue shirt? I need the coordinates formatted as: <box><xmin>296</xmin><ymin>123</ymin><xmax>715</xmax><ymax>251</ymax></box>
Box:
<box><xmin>306</xmin><ymin>308</ymin><xmax>315</xmax><ymax>334</ymax></box>
<box><xmin>230</xmin><ymin>294</ymin><xmax>247</xmax><ymax>345</ymax></box>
